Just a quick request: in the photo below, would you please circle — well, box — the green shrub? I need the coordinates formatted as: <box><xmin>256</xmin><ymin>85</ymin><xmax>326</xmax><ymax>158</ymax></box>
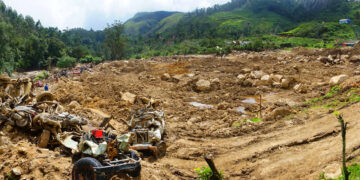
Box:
<box><xmin>80</xmin><ymin>55</ymin><xmax>93</xmax><ymax>63</ymax></box>
<box><xmin>56</xmin><ymin>56</ymin><xmax>76</xmax><ymax>68</ymax></box>
<box><xmin>92</xmin><ymin>57</ymin><xmax>103</xmax><ymax>64</ymax></box>
<box><xmin>34</xmin><ymin>70</ymin><xmax>50</xmax><ymax>81</ymax></box>
<box><xmin>194</xmin><ymin>167</ymin><xmax>224</xmax><ymax>180</ymax></box>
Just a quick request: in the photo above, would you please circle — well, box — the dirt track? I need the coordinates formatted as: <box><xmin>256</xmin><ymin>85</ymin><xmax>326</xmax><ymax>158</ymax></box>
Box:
<box><xmin>2</xmin><ymin>47</ymin><xmax>360</xmax><ymax>179</ymax></box>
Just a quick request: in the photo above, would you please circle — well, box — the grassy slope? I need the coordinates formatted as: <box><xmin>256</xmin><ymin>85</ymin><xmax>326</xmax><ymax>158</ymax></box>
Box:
<box><xmin>283</xmin><ymin>2</ymin><xmax>360</xmax><ymax>40</ymax></box>
<box><xmin>210</xmin><ymin>8</ymin><xmax>294</xmax><ymax>34</ymax></box>
<box><xmin>123</xmin><ymin>11</ymin><xmax>182</xmax><ymax>37</ymax></box>
<box><xmin>150</xmin><ymin>13</ymin><xmax>184</xmax><ymax>34</ymax></box>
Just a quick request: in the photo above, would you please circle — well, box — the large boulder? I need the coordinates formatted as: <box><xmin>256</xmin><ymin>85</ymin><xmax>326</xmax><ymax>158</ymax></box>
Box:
<box><xmin>68</xmin><ymin>101</ymin><xmax>81</xmax><ymax>109</ymax></box>
<box><xmin>294</xmin><ymin>83</ymin><xmax>307</xmax><ymax>93</ymax></box>
<box><xmin>329</xmin><ymin>74</ymin><xmax>349</xmax><ymax>86</ymax></box>
<box><xmin>237</xmin><ymin>74</ymin><xmax>246</xmax><ymax>81</ymax></box>
<box><xmin>269</xmin><ymin>74</ymin><xmax>283</xmax><ymax>83</ymax></box>
<box><xmin>264</xmin><ymin>107</ymin><xmax>293</xmax><ymax>121</ymax></box>
<box><xmin>281</xmin><ymin>78</ymin><xmax>294</xmax><ymax>89</ymax></box>
<box><xmin>161</xmin><ymin>73</ymin><xmax>171</xmax><ymax>81</ymax></box>
<box><xmin>349</xmin><ymin>55</ymin><xmax>360</xmax><ymax>63</ymax></box>
<box><xmin>121</xmin><ymin>92</ymin><xmax>137</xmax><ymax>104</ymax></box>
<box><xmin>196</xmin><ymin>79</ymin><xmax>211</xmax><ymax>92</ymax></box>
<box><xmin>261</xmin><ymin>75</ymin><xmax>270</xmax><ymax>81</ymax></box>
<box><xmin>250</xmin><ymin>71</ymin><xmax>265</xmax><ymax>79</ymax></box>
<box><xmin>210</xmin><ymin>78</ymin><xmax>220</xmax><ymax>90</ymax></box>
<box><xmin>242</xmin><ymin>79</ymin><xmax>254</xmax><ymax>87</ymax></box>
<box><xmin>253</xmin><ymin>80</ymin><xmax>269</xmax><ymax>86</ymax></box>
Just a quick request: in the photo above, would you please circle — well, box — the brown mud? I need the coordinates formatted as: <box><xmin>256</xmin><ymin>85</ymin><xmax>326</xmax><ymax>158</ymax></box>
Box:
<box><xmin>2</xmin><ymin>47</ymin><xmax>360</xmax><ymax>179</ymax></box>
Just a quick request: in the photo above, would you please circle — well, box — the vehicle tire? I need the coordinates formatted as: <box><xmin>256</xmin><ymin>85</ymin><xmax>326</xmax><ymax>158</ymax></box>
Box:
<box><xmin>38</xmin><ymin>130</ymin><xmax>50</xmax><ymax>148</ymax></box>
<box><xmin>71</xmin><ymin>153</ymin><xmax>82</xmax><ymax>163</ymax></box>
<box><xmin>127</xmin><ymin>150</ymin><xmax>141</xmax><ymax>178</ymax></box>
<box><xmin>155</xmin><ymin>141</ymin><xmax>167</xmax><ymax>158</ymax></box>
<box><xmin>72</xmin><ymin>157</ymin><xmax>105</xmax><ymax>180</ymax></box>
<box><xmin>36</xmin><ymin>92</ymin><xmax>55</xmax><ymax>102</ymax></box>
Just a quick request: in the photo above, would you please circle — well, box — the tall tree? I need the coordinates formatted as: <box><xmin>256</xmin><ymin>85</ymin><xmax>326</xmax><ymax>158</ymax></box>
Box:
<box><xmin>104</xmin><ymin>21</ymin><xmax>126</xmax><ymax>60</ymax></box>
<box><xmin>0</xmin><ymin>22</ymin><xmax>15</xmax><ymax>75</ymax></box>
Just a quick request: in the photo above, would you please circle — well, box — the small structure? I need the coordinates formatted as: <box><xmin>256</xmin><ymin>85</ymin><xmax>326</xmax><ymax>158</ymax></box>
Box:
<box><xmin>339</xmin><ymin>19</ymin><xmax>351</xmax><ymax>24</ymax></box>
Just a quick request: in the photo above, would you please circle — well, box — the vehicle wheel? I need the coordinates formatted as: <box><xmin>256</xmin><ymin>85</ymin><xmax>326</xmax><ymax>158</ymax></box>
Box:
<box><xmin>127</xmin><ymin>150</ymin><xmax>141</xmax><ymax>178</ymax></box>
<box><xmin>36</xmin><ymin>92</ymin><xmax>55</xmax><ymax>102</ymax></box>
<box><xmin>38</xmin><ymin>130</ymin><xmax>50</xmax><ymax>148</ymax></box>
<box><xmin>155</xmin><ymin>141</ymin><xmax>167</xmax><ymax>158</ymax></box>
<box><xmin>72</xmin><ymin>157</ymin><xmax>105</xmax><ymax>180</ymax></box>
<box><xmin>71</xmin><ymin>153</ymin><xmax>82</xmax><ymax>163</ymax></box>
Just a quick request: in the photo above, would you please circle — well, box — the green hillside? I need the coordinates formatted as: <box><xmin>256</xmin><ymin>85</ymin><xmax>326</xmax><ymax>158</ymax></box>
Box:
<box><xmin>124</xmin><ymin>0</ymin><xmax>360</xmax><ymax>59</ymax></box>
<box><xmin>123</xmin><ymin>0</ymin><xmax>360</xmax><ymax>40</ymax></box>
<box><xmin>123</xmin><ymin>11</ymin><xmax>182</xmax><ymax>37</ymax></box>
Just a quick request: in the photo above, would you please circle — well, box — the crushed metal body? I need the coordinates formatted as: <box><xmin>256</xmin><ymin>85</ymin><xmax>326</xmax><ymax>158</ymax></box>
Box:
<box><xmin>0</xmin><ymin>78</ymin><xmax>167</xmax><ymax>179</ymax></box>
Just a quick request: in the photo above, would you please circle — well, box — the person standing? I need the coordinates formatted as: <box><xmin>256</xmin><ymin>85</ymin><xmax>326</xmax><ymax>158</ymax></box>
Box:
<box><xmin>44</xmin><ymin>84</ymin><xmax>49</xmax><ymax>91</ymax></box>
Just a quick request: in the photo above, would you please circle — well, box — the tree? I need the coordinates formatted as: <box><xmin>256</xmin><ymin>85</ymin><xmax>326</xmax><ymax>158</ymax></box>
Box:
<box><xmin>0</xmin><ymin>22</ymin><xmax>15</xmax><ymax>75</ymax></box>
<box><xmin>70</xmin><ymin>45</ymin><xmax>89</xmax><ymax>59</ymax></box>
<box><xmin>104</xmin><ymin>21</ymin><xmax>126</xmax><ymax>60</ymax></box>
<box><xmin>47</xmin><ymin>37</ymin><xmax>65</xmax><ymax>58</ymax></box>
<box><xmin>22</xmin><ymin>34</ymin><xmax>48</xmax><ymax>69</ymax></box>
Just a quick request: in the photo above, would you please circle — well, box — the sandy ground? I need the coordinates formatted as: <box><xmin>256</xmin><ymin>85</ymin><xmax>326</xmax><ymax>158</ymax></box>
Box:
<box><xmin>2</xmin><ymin>46</ymin><xmax>360</xmax><ymax>179</ymax></box>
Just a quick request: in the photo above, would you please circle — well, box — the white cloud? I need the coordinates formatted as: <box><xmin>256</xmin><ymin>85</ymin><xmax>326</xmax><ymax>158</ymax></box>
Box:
<box><xmin>2</xmin><ymin>0</ymin><xmax>230</xmax><ymax>30</ymax></box>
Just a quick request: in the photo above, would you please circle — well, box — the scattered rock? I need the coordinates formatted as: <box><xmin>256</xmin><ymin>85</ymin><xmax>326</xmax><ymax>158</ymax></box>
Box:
<box><xmin>187</xmin><ymin>117</ymin><xmax>201</xmax><ymax>125</ymax></box>
<box><xmin>0</xmin><ymin>145</ymin><xmax>7</xmax><ymax>154</ymax></box>
<box><xmin>17</xmin><ymin>147</ymin><xmax>27</xmax><ymax>156</ymax></box>
<box><xmin>349</xmin><ymin>55</ymin><xmax>360</xmax><ymax>63</ymax></box>
<box><xmin>294</xmin><ymin>83</ymin><xmax>307</xmax><ymax>93</ymax></box>
<box><xmin>340</xmin><ymin>55</ymin><xmax>349</xmax><ymax>61</ymax></box>
<box><xmin>210</xmin><ymin>78</ymin><xmax>220</xmax><ymax>90</ymax></box>
<box><xmin>270</xmin><ymin>74</ymin><xmax>283</xmax><ymax>83</ymax></box>
<box><xmin>281</xmin><ymin>78</ymin><xmax>294</xmax><ymax>89</ymax></box>
<box><xmin>250</xmin><ymin>71</ymin><xmax>265</xmax><ymax>79</ymax></box>
<box><xmin>237</xmin><ymin>74</ymin><xmax>246</xmax><ymax>81</ymax></box>
<box><xmin>261</xmin><ymin>75</ymin><xmax>270</xmax><ymax>81</ymax></box>
<box><xmin>242</xmin><ymin>79</ymin><xmax>254</xmax><ymax>87</ymax></box>
<box><xmin>121</xmin><ymin>92</ymin><xmax>137</xmax><ymax>104</ymax></box>
<box><xmin>68</xmin><ymin>101</ymin><xmax>81</xmax><ymax>109</ymax></box>
<box><xmin>161</xmin><ymin>73</ymin><xmax>171</xmax><ymax>81</ymax></box>
<box><xmin>12</xmin><ymin>167</ymin><xmax>22</xmax><ymax>176</ymax></box>
<box><xmin>253</xmin><ymin>80</ymin><xmax>269</xmax><ymax>86</ymax></box>
<box><xmin>265</xmin><ymin>107</ymin><xmax>293</xmax><ymax>121</ymax></box>
<box><xmin>172</xmin><ymin>74</ymin><xmax>183</xmax><ymax>83</ymax></box>
<box><xmin>196</xmin><ymin>79</ymin><xmax>211</xmax><ymax>92</ymax></box>
<box><xmin>318</xmin><ymin>56</ymin><xmax>330</xmax><ymax>64</ymax></box>
<box><xmin>217</xmin><ymin>102</ymin><xmax>230</xmax><ymax>110</ymax></box>
<box><xmin>0</xmin><ymin>136</ymin><xmax>10</xmax><ymax>146</ymax></box>
<box><xmin>329</xmin><ymin>74</ymin><xmax>349</xmax><ymax>86</ymax></box>
<box><xmin>241</xmin><ymin>68</ymin><xmax>252</xmax><ymax>74</ymax></box>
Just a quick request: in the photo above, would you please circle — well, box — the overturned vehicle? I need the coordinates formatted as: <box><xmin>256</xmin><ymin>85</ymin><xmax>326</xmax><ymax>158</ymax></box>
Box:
<box><xmin>121</xmin><ymin>107</ymin><xmax>167</xmax><ymax>158</ymax></box>
<box><xmin>59</xmin><ymin>130</ymin><xmax>142</xmax><ymax>179</ymax></box>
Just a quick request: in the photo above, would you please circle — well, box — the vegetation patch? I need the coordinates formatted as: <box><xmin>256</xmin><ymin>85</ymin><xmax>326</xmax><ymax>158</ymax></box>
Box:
<box><xmin>194</xmin><ymin>166</ymin><xmax>224</xmax><ymax>180</ymax></box>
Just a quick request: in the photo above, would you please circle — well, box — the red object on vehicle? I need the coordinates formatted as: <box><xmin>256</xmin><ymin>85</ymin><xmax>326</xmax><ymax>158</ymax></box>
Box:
<box><xmin>91</xmin><ymin>130</ymin><xmax>103</xmax><ymax>138</ymax></box>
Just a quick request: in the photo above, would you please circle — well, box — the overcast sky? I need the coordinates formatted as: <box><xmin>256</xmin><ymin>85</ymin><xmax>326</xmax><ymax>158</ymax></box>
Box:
<box><xmin>2</xmin><ymin>0</ymin><xmax>230</xmax><ymax>30</ymax></box>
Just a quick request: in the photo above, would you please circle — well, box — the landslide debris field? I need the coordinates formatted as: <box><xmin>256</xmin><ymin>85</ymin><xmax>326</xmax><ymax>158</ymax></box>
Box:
<box><xmin>3</xmin><ymin>46</ymin><xmax>360</xmax><ymax>179</ymax></box>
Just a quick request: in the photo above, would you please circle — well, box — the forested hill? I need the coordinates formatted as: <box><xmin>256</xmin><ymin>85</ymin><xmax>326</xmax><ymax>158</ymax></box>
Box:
<box><xmin>1</xmin><ymin>0</ymin><xmax>360</xmax><ymax>74</ymax></box>
<box><xmin>124</xmin><ymin>0</ymin><xmax>359</xmax><ymax>40</ymax></box>
<box><xmin>0</xmin><ymin>1</ymin><xmax>120</xmax><ymax>74</ymax></box>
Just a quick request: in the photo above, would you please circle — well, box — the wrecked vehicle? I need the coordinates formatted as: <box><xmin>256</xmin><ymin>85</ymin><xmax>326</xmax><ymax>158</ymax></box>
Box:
<box><xmin>121</xmin><ymin>108</ymin><xmax>167</xmax><ymax>158</ymax></box>
<box><xmin>67</xmin><ymin>130</ymin><xmax>141</xmax><ymax>179</ymax></box>
<box><xmin>33</xmin><ymin>112</ymin><xmax>88</xmax><ymax>148</ymax></box>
